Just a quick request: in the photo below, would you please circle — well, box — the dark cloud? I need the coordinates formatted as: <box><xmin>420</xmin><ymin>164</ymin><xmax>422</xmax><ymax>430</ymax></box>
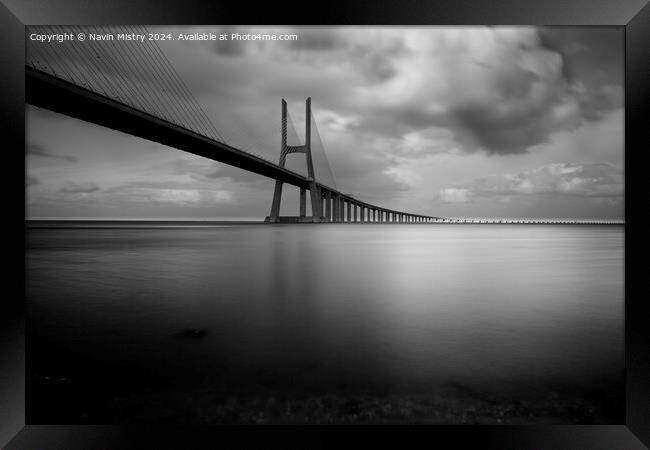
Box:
<box><xmin>450</xmin><ymin>100</ymin><xmax>558</xmax><ymax>155</ymax></box>
<box><xmin>26</xmin><ymin>175</ymin><xmax>39</xmax><ymax>186</ymax></box>
<box><xmin>59</xmin><ymin>181</ymin><xmax>101</xmax><ymax>193</ymax></box>
<box><xmin>289</xmin><ymin>29</ymin><xmax>345</xmax><ymax>51</ymax></box>
<box><xmin>538</xmin><ymin>27</ymin><xmax>623</xmax><ymax>86</ymax></box>
<box><xmin>343</xmin><ymin>28</ymin><xmax>622</xmax><ymax>156</ymax></box>
<box><xmin>349</xmin><ymin>37</ymin><xmax>405</xmax><ymax>84</ymax></box>
<box><xmin>358</xmin><ymin>52</ymin><xmax>398</xmax><ymax>83</ymax></box>
<box><xmin>212</xmin><ymin>27</ymin><xmax>247</xmax><ymax>57</ymax></box>
<box><xmin>27</xmin><ymin>143</ymin><xmax>78</xmax><ymax>162</ymax></box>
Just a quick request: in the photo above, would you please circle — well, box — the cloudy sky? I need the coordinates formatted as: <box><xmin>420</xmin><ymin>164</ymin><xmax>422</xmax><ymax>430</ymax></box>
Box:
<box><xmin>26</xmin><ymin>26</ymin><xmax>624</xmax><ymax>220</ymax></box>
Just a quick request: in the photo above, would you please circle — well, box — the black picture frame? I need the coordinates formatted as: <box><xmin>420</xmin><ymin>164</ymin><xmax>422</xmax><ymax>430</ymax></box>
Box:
<box><xmin>2</xmin><ymin>0</ymin><xmax>647</xmax><ymax>447</ymax></box>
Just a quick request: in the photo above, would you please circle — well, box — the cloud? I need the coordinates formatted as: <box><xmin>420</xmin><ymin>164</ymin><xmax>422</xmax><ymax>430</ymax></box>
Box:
<box><xmin>59</xmin><ymin>181</ymin><xmax>101</xmax><ymax>193</ymax></box>
<box><xmin>27</xmin><ymin>143</ymin><xmax>78</xmax><ymax>163</ymax></box>
<box><xmin>211</xmin><ymin>27</ymin><xmax>247</xmax><ymax>57</ymax></box>
<box><xmin>106</xmin><ymin>184</ymin><xmax>232</xmax><ymax>206</ymax></box>
<box><xmin>26</xmin><ymin>26</ymin><xmax>623</xmax><ymax>220</ymax></box>
<box><xmin>351</xmin><ymin>28</ymin><xmax>620</xmax><ymax>156</ymax></box>
<box><xmin>164</xmin><ymin>157</ymin><xmax>267</xmax><ymax>185</ymax></box>
<box><xmin>289</xmin><ymin>29</ymin><xmax>345</xmax><ymax>51</ymax></box>
<box><xmin>43</xmin><ymin>25</ymin><xmax>620</xmax><ymax>160</ymax></box>
<box><xmin>438</xmin><ymin>187</ymin><xmax>472</xmax><ymax>203</ymax></box>
<box><xmin>437</xmin><ymin>163</ymin><xmax>623</xmax><ymax>202</ymax></box>
<box><xmin>242</xmin><ymin>27</ymin><xmax>619</xmax><ymax>159</ymax></box>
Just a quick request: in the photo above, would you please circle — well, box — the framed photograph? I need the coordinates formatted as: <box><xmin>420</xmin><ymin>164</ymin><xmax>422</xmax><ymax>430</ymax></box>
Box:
<box><xmin>2</xmin><ymin>0</ymin><xmax>647</xmax><ymax>447</ymax></box>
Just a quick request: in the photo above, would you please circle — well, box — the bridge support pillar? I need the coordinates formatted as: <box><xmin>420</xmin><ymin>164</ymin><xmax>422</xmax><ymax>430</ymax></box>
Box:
<box><xmin>300</xmin><ymin>188</ymin><xmax>306</xmax><ymax>218</ymax></box>
<box><xmin>326</xmin><ymin>191</ymin><xmax>332</xmax><ymax>222</ymax></box>
<box><xmin>268</xmin><ymin>180</ymin><xmax>283</xmax><ymax>222</ymax></box>
<box><xmin>309</xmin><ymin>182</ymin><xmax>322</xmax><ymax>221</ymax></box>
<box><xmin>320</xmin><ymin>191</ymin><xmax>326</xmax><ymax>220</ymax></box>
<box><xmin>266</xmin><ymin>97</ymin><xmax>325</xmax><ymax>223</ymax></box>
<box><xmin>347</xmin><ymin>201</ymin><xmax>351</xmax><ymax>222</ymax></box>
<box><xmin>333</xmin><ymin>195</ymin><xmax>339</xmax><ymax>222</ymax></box>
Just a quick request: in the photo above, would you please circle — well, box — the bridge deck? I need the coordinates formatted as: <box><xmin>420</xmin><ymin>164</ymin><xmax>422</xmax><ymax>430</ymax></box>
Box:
<box><xmin>27</xmin><ymin>66</ymin><xmax>433</xmax><ymax>219</ymax></box>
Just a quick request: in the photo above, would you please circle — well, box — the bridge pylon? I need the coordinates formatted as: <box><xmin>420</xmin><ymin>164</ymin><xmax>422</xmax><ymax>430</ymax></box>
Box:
<box><xmin>265</xmin><ymin>97</ymin><xmax>324</xmax><ymax>223</ymax></box>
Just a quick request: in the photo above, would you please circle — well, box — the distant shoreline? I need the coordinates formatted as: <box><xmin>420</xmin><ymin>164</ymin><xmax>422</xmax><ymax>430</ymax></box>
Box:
<box><xmin>25</xmin><ymin>219</ymin><xmax>625</xmax><ymax>228</ymax></box>
<box><xmin>25</xmin><ymin>219</ymin><xmax>266</xmax><ymax>229</ymax></box>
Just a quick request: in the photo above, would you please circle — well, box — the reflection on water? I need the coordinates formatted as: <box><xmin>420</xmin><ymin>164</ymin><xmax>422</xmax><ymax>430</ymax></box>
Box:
<box><xmin>26</xmin><ymin>223</ymin><xmax>624</xmax><ymax>423</ymax></box>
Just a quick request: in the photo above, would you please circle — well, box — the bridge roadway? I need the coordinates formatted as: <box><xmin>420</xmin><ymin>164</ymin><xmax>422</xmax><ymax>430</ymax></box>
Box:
<box><xmin>26</xmin><ymin>66</ymin><xmax>440</xmax><ymax>223</ymax></box>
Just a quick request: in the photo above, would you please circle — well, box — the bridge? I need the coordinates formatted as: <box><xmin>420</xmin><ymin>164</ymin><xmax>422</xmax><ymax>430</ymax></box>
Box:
<box><xmin>26</xmin><ymin>25</ymin><xmax>444</xmax><ymax>224</ymax></box>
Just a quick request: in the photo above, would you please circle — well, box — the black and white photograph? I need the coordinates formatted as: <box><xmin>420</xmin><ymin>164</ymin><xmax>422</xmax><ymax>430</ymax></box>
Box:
<box><xmin>22</xmin><ymin>24</ymin><xmax>628</xmax><ymax>427</ymax></box>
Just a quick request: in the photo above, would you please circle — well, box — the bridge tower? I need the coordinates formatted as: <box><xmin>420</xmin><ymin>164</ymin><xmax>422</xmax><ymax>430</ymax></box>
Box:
<box><xmin>265</xmin><ymin>98</ymin><xmax>323</xmax><ymax>223</ymax></box>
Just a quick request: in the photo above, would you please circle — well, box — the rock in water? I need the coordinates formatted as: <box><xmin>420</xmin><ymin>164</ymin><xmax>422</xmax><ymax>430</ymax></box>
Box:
<box><xmin>175</xmin><ymin>329</ymin><xmax>207</xmax><ymax>339</ymax></box>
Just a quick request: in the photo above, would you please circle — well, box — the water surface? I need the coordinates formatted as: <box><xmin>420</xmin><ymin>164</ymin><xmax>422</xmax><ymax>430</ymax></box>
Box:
<box><xmin>26</xmin><ymin>223</ymin><xmax>624</xmax><ymax>423</ymax></box>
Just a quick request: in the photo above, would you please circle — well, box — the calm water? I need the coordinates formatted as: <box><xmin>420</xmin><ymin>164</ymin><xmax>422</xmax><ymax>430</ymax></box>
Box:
<box><xmin>26</xmin><ymin>223</ymin><xmax>624</xmax><ymax>423</ymax></box>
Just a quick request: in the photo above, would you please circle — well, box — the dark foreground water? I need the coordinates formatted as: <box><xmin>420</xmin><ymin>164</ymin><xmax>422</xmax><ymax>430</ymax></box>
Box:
<box><xmin>26</xmin><ymin>222</ymin><xmax>624</xmax><ymax>424</ymax></box>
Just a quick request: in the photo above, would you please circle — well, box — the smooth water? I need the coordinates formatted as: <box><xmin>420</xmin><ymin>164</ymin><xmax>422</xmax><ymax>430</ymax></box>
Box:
<box><xmin>26</xmin><ymin>223</ymin><xmax>624</xmax><ymax>423</ymax></box>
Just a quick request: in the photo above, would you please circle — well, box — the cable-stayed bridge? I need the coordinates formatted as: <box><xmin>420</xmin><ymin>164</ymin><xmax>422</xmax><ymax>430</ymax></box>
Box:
<box><xmin>26</xmin><ymin>25</ymin><xmax>445</xmax><ymax>224</ymax></box>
